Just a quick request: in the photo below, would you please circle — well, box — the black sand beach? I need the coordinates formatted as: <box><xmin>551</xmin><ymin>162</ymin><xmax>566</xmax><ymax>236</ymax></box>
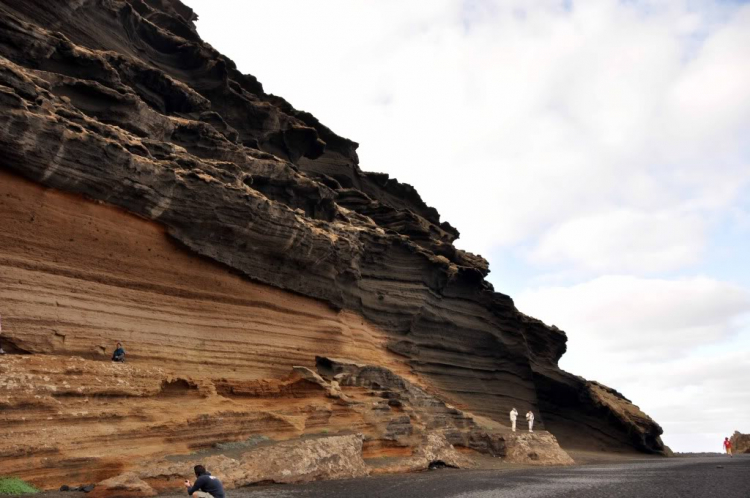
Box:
<box><xmin>160</xmin><ymin>454</ymin><xmax>748</xmax><ymax>498</ymax></box>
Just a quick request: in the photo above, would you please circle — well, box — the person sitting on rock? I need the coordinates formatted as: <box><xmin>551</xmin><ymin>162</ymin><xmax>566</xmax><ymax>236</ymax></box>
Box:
<box><xmin>526</xmin><ymin>410</ymin><xmax>535</xmax><ymax>433</ymax></box>
<box><xmin>510</xmin><ymin>407</ymin><xmax>518</xmax><ymax>432</ymax></box>
<box><xmin>185</xmin><ymin>465</ymin><xmax>225</xmax><ymax>498</ymax></box>
<box><xmin>111</xmin><ymin>342</ymin><xmax>126</xmax><ymax>362</ymax></box>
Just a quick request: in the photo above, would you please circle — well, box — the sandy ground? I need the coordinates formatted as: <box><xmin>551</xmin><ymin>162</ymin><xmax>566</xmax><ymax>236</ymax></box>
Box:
<box><xmin>25</xmin><ymin>452</ymin><xmax>742</xmax><ymax>498</ymax></box>
<box><xmin>170</xmin><ymin>454</ymin><xmax>748</xmax><ymax>498</ymax></box>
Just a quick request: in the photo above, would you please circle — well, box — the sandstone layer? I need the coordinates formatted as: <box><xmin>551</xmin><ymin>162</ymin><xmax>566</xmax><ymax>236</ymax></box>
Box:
<box><xmin>0</xmin><ymin>0</ymin><xmax>667</xmax><ymax>490</ymax></box>
<box><xmin>0</xmin><ymin>352</ymin><xmax>567</xmax><ymax>491</ymax></box>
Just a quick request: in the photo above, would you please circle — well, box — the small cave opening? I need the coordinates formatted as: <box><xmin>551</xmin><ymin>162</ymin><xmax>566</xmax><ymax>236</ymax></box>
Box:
<box><xmin>158</xmin><ymin>378</ymin><xmax>196</xmax><ymax>397</ymax></box>
<box><xmin>427</xmin><ymin>460</ymin><xmax>458</xmax><ymax>470</ymax></box>
<box><xmin>315</xmin><ymin>356</ymin><xmax>335</xmax><ymax>378</ymax></box>
<box><xmin>0</xmin><ymin>337</ymin><xmax>32</xmax><ymax>355</ymax></box>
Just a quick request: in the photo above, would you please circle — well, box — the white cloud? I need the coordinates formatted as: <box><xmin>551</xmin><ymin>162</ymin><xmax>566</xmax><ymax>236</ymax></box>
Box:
<box><xmin>516</xmin><ymin>275</ymin><xmax>750</xmax><ymax>360</ymax></box>
<box><xmin>662</xmin><ymin>6</ymin><xmax>750</xmax><ymax>149</ymax></box>
<box><xmin>529</xmin><ymin>208</ymin><xmax>706</xmax><ymax>273</ymax></box>
<box><xmin>517</xmin><ymin>276</ymin><xmax>750</xmax><ymax>451</ymax></box>
<box><xmin>602</xmin><ymin>347</ymin><xmax>750</xmax><ymax>453</ymax></box>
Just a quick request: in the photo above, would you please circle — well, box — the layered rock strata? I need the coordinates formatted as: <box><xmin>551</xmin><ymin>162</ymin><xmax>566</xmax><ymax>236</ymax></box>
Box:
<box><xmin>1</xmin><ymin>352</ymin><xmax>568</xmax><ymax>491</ymax></box>
<box><xmin>139</xmin><ymin>435</ymin><xmax>371</xmax><ymax>489</ymax></box>
<box><xmin>0</xmin><ymin>0</ymin><xmax>667</xmax><ymax>489</ymax></box>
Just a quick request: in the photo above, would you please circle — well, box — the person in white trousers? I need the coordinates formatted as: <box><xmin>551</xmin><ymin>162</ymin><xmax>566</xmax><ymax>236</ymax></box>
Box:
<box><xmin>526</xmin><ymin>410</ymin><xmax>535</xmax><ymax>432</ymax></box>
<box><xmin>510</xmin><ymin>408</ymin><xmax>518</xmax><ymax>432</ymax></box>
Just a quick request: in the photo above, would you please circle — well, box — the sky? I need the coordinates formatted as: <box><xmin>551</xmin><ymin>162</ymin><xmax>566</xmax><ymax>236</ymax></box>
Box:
<box><xmin>185</xmin><ymin>0</ymin><xmax>750</xmax><ymax>453</ymax></box>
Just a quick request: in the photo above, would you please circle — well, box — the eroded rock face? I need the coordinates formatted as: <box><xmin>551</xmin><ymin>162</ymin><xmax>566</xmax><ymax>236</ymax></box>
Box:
<box><xmin>0</xmin><ymin>0</ymin><xmax>543</xmax><ymax>427</ymax></box>
<box><xmin>532</xmin><ymin>364</ymin><xmax>667</xmax><ymax>454</ymax></box>
<box><xmin>0</xmin><ymin>351</ymin><xmax>569</xmax><ymax>489</ymax></box>
<box><xmin>370</xmin><ymin>432</ymin><xmax>472</xmax><ymax>475</ymax></box>
<box><xmin>0</xmin><ymin>0</ymin><xmax>668</xmax><ymax>488</ymax></box>
<box><xmin>139</xmin><ymin>435</ymin><xmax>369</xmax><ymax>488</ymax></box>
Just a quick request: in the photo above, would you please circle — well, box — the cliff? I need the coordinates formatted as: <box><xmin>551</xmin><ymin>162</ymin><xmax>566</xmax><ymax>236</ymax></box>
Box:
<box><xmin>0</xmin><ymin>0</ymin><xmax>667</xmax><ymax>490</ymax></box>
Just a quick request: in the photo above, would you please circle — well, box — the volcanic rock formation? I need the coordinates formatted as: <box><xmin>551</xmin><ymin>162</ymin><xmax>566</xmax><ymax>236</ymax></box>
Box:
<box><xmin>0</xmin><ymin>0</ymin><xmax>667</xmax><ymax>490</ymax></box>
<box><xmin>730</xmin><ymin>431</ymin><xmax>750</xmax><ymax>454</ymax></box>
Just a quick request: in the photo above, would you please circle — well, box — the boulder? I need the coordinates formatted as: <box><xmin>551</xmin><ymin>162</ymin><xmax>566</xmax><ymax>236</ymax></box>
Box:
<box><xmin>503</xmin><ymin>432</ymin><xmax>575</xmax><ymax>465</ymax></box>
<box><xmin>89</xmin><ymin>473</ymin><xmax>156</xmax><ymax>498</ymax></box>
<box><xmin>413</xmin><ymin>432</ymin><xmax>472</xmax><ymax>469</ymax></box>
<box><xmin>239</xmin><ymin>434</ymin><xmax>370</xmax><ymax>484</ymax></box>
<box><xmin>140</xmin><ymin>434</ymin><xmax>369</xmax><ymax>488</ymax></box>
<box><xmin>730</xmin><ymin>431</ymin><xmax>750</xmax><ymax>454</ymax></box>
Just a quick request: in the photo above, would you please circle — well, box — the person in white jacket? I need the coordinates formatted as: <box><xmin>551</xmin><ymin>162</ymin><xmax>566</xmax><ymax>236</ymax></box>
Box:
<box><xmin>526</xmin><ymin>411</ymin><xmax>535</xmax><ymax>432</ymax></box>
<box><xmin>510</xmin><ymin>408</ymin><xmax>518</xmax><ymax>432</ymax></box>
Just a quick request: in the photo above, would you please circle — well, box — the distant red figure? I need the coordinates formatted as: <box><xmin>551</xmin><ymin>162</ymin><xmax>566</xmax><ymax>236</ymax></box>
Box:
<box><xmin>723</xmin><ymin>437</ymin><xmax>733</xmax><ymax>457</ymax></box>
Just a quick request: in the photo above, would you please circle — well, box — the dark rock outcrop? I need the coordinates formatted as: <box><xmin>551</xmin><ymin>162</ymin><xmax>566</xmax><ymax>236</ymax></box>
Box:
<box><xmin>0</xmin><ymin>0</ymin><xmax>668</xmax><ymax>485</ymax></box>
<box><xmin>730</xmin><ymin>431</ymin><xmax>750</xmax><ymax>454</ymax></box>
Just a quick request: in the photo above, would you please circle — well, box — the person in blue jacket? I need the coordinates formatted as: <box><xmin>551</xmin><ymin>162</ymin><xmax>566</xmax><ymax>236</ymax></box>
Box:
<box><xmin>111</xmin><ymin>342</ymin><xmax>125</xmax><ymax>362</ymax></box>
<box><xmin>185</xmin><ymin>465</ymin><xmax>225</xmax><ymax>498</ymax></box>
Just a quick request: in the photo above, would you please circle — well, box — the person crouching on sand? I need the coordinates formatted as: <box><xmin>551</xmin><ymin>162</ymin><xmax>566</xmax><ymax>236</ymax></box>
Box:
<box><xmin>185</xmin><ymin>465</ymin><xmax>225</xmax><ymax>498</ymax></box>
